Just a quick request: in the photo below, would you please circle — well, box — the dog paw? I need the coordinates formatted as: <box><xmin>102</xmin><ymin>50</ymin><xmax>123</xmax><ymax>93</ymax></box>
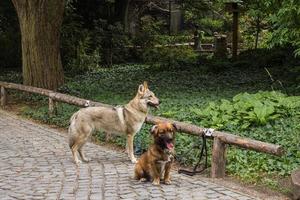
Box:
<box><xmin>139</xmin><ymin>178</ymin><xmax>147</xmax><ymax>182</ymax></box>
<box><xmin>75</xmin><ymin>160</ymin><xmax>82</xmax><ymax>165</ymax></box>
<box><xmin>164</xmin><ymin>179</ymin><xmax>172</xmax><ymax>185</ymax></box>
<box><xmin>152</xmin><ymin>179</ymin><xmax>160</xmax><ymax>186</ymax></box>
<box><xmin>130</xmin><ymin>158</ymin><xmax>137</xmax><ymax>164</ymax></box>
<box><xmin>82</xmin><ymin>158</ymin><xmax>90</xmax><ymax>163</ymax></box>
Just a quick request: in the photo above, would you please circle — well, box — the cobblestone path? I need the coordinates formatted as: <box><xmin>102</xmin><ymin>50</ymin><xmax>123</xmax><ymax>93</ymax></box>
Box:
<box><xmin>0</xmin><ymin>111</ymin><xmax>259</xmax><ymax>200</ymax></box>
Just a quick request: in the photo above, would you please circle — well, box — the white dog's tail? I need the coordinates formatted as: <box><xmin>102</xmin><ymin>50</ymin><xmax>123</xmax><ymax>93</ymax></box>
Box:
<box><xmin>68</xmin><ymin>111</ymin><xmax>79</xmax><ymax>148</ymax></box>
<box><xmin>70</xmin><ymin>111</ymin><xmax>79</xmax><ymax>124</ymax></box>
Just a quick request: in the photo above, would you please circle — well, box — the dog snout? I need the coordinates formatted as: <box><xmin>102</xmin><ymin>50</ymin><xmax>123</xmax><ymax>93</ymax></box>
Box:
<box><xmin>152</xmin><ymin>97</ymin><xmax>160</xmax><ymax>105</ymax></box>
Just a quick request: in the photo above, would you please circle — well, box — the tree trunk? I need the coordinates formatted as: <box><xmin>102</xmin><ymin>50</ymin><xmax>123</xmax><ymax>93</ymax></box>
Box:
<box><xmin>254</xmin><ymin>17</ymin><xmax>260</xmax><ymax>49</ymax></box>
<box><xmin>114</xmin><ymin>0</ymin><xmax>130</xmax><ymax>31</ymax></box>
<box><xmin>232</xmin><ymin>9</ymin><xmax>239</xmax><ymax>60</ymax></box>
<box><xmin>11</xmin><ymin>0</ymin><xmax>65</xmax><ymax>90</ymax></box>
<box><xmin>123</xmin><ymin>0</ymin><xmax>130</xmax><ymax>32</ymax></box>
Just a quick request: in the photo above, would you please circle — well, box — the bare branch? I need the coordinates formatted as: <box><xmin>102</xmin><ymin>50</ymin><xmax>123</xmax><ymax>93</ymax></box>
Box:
<box><xmin>148</xmin><ymin>2</ymin><xmax>170</xmax><ymax>13</ymax></box>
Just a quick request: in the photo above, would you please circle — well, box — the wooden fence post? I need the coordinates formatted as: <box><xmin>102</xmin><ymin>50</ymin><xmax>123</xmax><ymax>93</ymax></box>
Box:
<box><xmin>214</xmin><ymin>34</ymin><xmax>228</xmax><ymax>59</ymax></box>
<box><xmin>48</xmin><ymin>97</ymin><xmax>57</xmax><ymax>115</ymax></box>
<box><xmin>1</xmin><ymin>86</ymin><xmax>7</xmax><ymax>108</ymax></box>
<box><xmin>211</xmin><ymin>137</ymin><xmax>226</xmax><ymax>178</ymax></box>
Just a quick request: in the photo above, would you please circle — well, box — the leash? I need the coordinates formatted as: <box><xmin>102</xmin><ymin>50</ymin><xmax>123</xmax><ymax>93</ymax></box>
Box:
<box><xmin>178</xmin><ymin>128</ymin><xmax>214</xmax><ymax>176</ymax></box>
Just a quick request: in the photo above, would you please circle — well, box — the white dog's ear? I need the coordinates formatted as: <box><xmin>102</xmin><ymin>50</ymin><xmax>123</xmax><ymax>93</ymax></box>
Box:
<box><xmin>138</xmin><ymin>84</ymin><xmax>145</xmax><ymax>95</ymax></box>
<box><xmin>150</xmin><ymin>125</ymin><xmax>158</xmax><ymax>135</ymax></box>
<box><xmin>143</xmin><ymin>81</ymin><xmax>148</xmax><ymax>90</ymax></box>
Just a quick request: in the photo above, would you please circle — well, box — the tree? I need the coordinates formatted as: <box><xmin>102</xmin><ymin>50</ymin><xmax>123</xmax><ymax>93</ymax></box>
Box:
<box><xmin>242</xmin><ymin>0</ymin><xmax>269</xmax><ymax>49</ymax></box>
<box><xmin>11</xmin><ymin>0</ymin><xmax>65</xmax><ymax>90</ymax></box>
<box><xmin>115</xmin><ymin>0</ymin><xmax>130</xmax><ymax>32</ymax></box>
<box><xmin>267</xmin><ymin>0</ymin><xmax>300</xmax><ymax>56</ymax></box>
<box><xmin>0</xmin><ymin>0</ymin><xmax>21</xmax><ymax>68</ymax></box>
<box><xmin>182</xmin><ymin>0</ymin><xmax>226</xmax><ymax>35</ymax></box>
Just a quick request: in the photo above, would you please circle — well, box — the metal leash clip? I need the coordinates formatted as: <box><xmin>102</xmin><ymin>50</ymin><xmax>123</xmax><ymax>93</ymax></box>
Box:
<box><xmin>203</xmin><ymin>128</ymin><xmax>215</xmax><ymax>137</ymax></box>
<box><xmin>84</xmin><ymin>100</ymin><xmax>90</xmax><ymax>107</ymax></box>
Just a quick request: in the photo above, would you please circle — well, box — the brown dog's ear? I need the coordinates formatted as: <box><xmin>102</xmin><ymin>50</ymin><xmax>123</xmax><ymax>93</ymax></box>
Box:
<box><xmin>150</xmin><ymin>125</ymin><xmax>158</xmax><ymax>135</ymax></box>
<box><xmin>172</xmin><ymin>123</ymin><xmax>178</xmax><ymax>132</ymax></box>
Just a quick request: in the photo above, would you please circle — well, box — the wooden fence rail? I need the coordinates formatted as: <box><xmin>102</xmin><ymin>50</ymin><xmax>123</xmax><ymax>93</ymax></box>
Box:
<box><xmin>0</xmin><ymin>81</ymin><xmax>284</xmax><ymax>178</ymax></box>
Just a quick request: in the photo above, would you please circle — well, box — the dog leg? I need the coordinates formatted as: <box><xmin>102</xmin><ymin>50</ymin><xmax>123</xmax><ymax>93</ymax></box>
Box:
<box><xmin>78</xmin><ymin>147</ymin><xmax>89</xmax><ymax>162</ymax></box>
<box><xmin>127</xmin><ymin>134</ymin><xmax>137</xmax><ymax>163</ymax></box>
<box><xmin>163</xmin><ymin>162</ymin><xmax>172</xmax><ymax>185</ymax></box>
<box><xmin>125</xmin><ymin>142</ymin><xmax>129</xmax><ymax>154</ymax></box>
<box><xmin>105</xmin><ymin>132</ymin><xmax>112</xmax><ymax>142</ymax></box>
<box><xmin>160</xmin><ymin>167</ymin><xmax>165</xmax><ymax>180</ymax></box>
<box><xmin>150</xmin><ymin>163</ymin><xmax>160</xmax><ymax>185</ymax></box>
<box><xmin>71</xmin><ymin>143</ymin><xmax>81</xmax><ymax>164</ymax></box>
<box><xmin>134</xmin><ymin>162</ymin><xmax>143</xmax><ymax>180</ymax></box>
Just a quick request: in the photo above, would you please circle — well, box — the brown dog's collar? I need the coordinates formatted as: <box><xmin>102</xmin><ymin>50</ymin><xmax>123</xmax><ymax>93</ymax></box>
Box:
<box><xmin>164</xmin><ymin>149</ymin><xmax>175</xmax><ymax>155</ymax></box>
<box><xmin>156</xmin><ymin>160</ymin><xmax>170</xmax><ymax>164</ymax></box>
<box><xmin>156</xmin><ymin>154</ymin><xmax>173</xmax><ymax>163</ymax></box>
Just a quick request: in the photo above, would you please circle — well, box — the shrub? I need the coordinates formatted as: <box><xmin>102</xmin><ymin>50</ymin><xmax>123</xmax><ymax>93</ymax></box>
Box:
<box><xmin>191</xmin><ymin>91</ymin><xmax>300</xmax><ymax>181</ymax></box>
<box><xmin>236</xmin><ymin>48</ymin><xmax>300</xmax><ymax>68</ymax></box>
<box><xmin>191</xmin><ymin>91</ymin><xmax>300</xmax><ymax>129</ymax></box>
<box><xmin>94</xmin><ymin>20</ymin><xmax>131</xmax><ymax>66</ymax></box>
<box><xmin>67</xmin><ymin>36</ymin><xmax>102</xmax><ymax>73</ymax></box>
<box><xmin>143</xmin><ymin>45</ymin><xmax>198</xmax><ymax>68</ymax></box>
<box><xmin>134</xmin><ymin>16</ymin><xmax>199</xmax><ymax>68</ymax></box>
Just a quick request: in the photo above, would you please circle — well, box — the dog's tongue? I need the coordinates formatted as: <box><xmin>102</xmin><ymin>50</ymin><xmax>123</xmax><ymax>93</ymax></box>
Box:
<box><xmin>166</xmin><ymin>142</ymin><xmax>174</xmax><ymax>150</ymax></box>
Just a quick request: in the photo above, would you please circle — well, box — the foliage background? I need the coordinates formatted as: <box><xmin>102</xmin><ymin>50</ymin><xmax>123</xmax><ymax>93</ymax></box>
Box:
<box><xmin>0</xmin><ymin>0</ymin><xmax>300</xmax><ymax>196</ymax></box>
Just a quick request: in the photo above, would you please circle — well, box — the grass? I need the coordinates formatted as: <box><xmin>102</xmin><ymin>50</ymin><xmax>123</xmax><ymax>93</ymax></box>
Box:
<box><xmin>1</xmin><ymin>61</ymin><xmax>299</xmax><ymax>195</ymax></box>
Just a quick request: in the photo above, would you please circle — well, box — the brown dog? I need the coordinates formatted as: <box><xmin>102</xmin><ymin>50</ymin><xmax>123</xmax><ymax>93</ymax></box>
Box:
<box><xmin>134</xmin><ymin>122</ymin><xmax>176</xmax><ymax>185</ymax></box>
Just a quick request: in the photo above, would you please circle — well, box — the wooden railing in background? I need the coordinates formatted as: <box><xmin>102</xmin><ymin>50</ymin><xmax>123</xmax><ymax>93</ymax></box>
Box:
<box><xmin>0</xmin><ymin>81</ymin><xmax>284</xmax><ymax>178</ymax></box>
